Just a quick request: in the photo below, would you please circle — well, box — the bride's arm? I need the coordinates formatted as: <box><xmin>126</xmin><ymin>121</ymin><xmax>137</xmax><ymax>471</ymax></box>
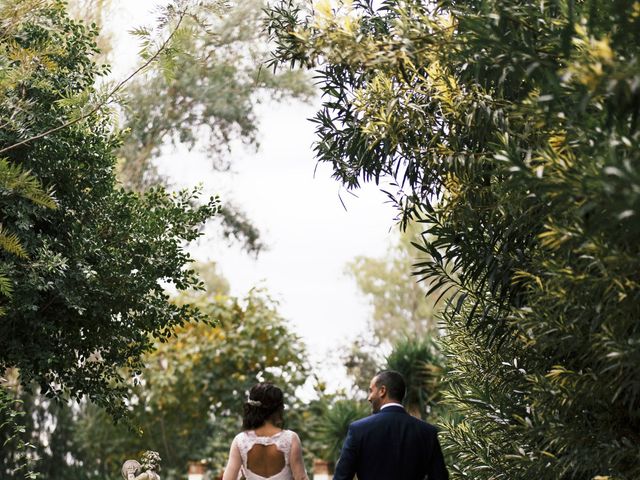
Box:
<box><xmin>222</xmin><ymin>437</ymin><xmax>242</xmax><ymax>480</ymax></box>
<box><xmin>289</xmin><ymin>432</ymin><xmax>310</xmax><ymax>480</ymax></box>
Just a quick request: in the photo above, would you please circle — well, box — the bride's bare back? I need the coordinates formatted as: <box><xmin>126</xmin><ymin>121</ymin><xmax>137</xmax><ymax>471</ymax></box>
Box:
<box><xmin>247</xmin><ymin>443</ymin><xmax>286</xmax><ymax>477</ymax></box>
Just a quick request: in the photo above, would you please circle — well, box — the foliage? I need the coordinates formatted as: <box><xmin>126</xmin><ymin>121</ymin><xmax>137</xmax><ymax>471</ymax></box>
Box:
<box><xmin>0</xmin><ymin>0</ymin><xmax>61</xmax><ymax>316</ymax></box>
<box><xmin>0</xmin><ymin>384</ymin><xmax>39</xmax><ymax>480</ymax></box>
<box><xmin>0</xmin><ymin>158</ymin><xmax>57</xmax><ymax>212</ymax></box>
<box><xmin>0</xmin><ymin>0</ymin><xmax>307</xmax><ymax>477</ymax></box>
<box><xmin>66</xmin><ymin>0</ymin><xmax>112</xmax><ymax>56</ymax></box>
<box><xmin>0</xmin><ymin>158</ymin><xmax>57</xmax><ymax>314</ymax></box>
<box><xmin>116</xmin><ymin>0</ymin><xmax>314</xmax><ymax>255</ymax></box>
<box><xmin>115</xmin><ymin>0</ymin><xmax>312</xmax><ymax>254</ymax></box>
<box><xmin>343</xmin><ymin>222</ymin><xmax>447</xmax><ymax>392</ymax></box>
<box><xmin>309</xmin><ymin>397</ymin><xmax>369</xmax><ymax>466</ymax></box>
<box><xmin>340</xmin><ymin>335</ymin><xmax>384</xmax><ymax>393</ymax></box>
<box><xmin>0</xmin><ymin>0</ymin><xmax>218</xmax><ymax>425</ymax></box>
<box><xmin>385</xmin><ymin>337</ymin><xmax>443</xmax><ymax>421</ymax></box>
<box><xmin>47</xmin><ymin>283</ymin><xmax>311</xmax><ymax>480</ymax></box>
<box><xmin>266</xmin><ymin>0</ymin><xmax>640</xmax><ymax>478</ymax></box>
<box><xmin>346</xmin><ymin>222</ymin><xmax>443</xmax><ymax>341</ymax></box>
<box><xmin>118</xmin><ymin>0</ymin><xmax>312</xmax><ymax>191</ymax></box>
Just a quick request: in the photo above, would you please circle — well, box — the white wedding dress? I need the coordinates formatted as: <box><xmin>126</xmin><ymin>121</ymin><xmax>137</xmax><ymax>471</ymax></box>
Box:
<box><xmin>222</xmin><ymin>430</ymin><xmax>309</xmax><ymax>480</ymax></box>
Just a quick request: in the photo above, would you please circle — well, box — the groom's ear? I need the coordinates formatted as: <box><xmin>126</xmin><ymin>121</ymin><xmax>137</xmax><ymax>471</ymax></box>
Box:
<box><xmin>379</xmin><ymin>385</ymin><xmax>387</xmax><ymax>398</ymax></box>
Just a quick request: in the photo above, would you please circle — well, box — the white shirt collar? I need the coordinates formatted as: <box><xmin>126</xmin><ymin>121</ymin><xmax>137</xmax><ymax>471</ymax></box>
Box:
<box><xmin>380</xmin><ymin>402</ymin><xmax>404</xmax><ymax>410</ymax></box>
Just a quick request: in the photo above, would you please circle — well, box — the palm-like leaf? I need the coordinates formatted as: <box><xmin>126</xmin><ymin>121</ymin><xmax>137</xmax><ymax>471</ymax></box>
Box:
<box><xmin>386</xmin><ymin>337</ymin><xmax>443</xmax><ymax>420</ymax></box>
<box><xmin>0</xmin><ymin>225</ymin><xmax>27</xmax><ymax>259</ymax></box>
<box><xmin>313</xmin><ymin>399</ymin><xmax>369</xmax><ymax>464</ymax></box>
<box><xmin>0</xmin><ymin>158</ymin><xmax>57</xmax><ymax>210</ymax></box>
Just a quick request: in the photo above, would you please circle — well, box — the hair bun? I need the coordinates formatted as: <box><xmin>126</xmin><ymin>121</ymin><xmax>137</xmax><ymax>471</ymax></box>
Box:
<box><xmin>242</xmin><ymin>382</ymin><xmax>285</xmax><ymax>430</ymax></box>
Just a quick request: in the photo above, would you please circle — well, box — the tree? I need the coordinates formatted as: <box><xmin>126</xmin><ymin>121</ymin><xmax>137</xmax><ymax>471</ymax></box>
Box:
<box><xmin>33</xmin><ymin>281</ymin><xmax>311</xmax><ymax>480</ymax></box>
<box><xmin>267</xmin><ymin>0</ymin><xmax>640</xmax><ymax>478</ymax></box>
<box><xmin>115</xmin><ymin>0</ymin><xmax>313</xmax><ymax>253</ymax></box>
<box><xmin>66</xmin><ymin>0</ymin><xmax>112</xmax><ymax>56</ymax></box>
<box><xmin>118</xmin><ymin>0</ymin><xmax>312</xmax><ymax>188</ymax></box>
<box><xmin>343</xmin><ymin>222</ymin><xmax>447</xmax><ymax>393</ymax></box>
<box><xmin>0</xmin><ymin>0</ymin><xmax>60</xmax><ymax>314</ymax></box>
<box><xmin>346</xmin><ymin>221</ymin><xmax>443</xmax><ymax>341</ymax></box>
<box><xmin>0</xmin><ymin>377</ymin><xmax>40</xmax><ymax>480</ymax></box>
<box><xmin>340</xmin><ymin>335</ymin><xmax>384</xmax><ymax>393</ymax></box>
<box><xmin>385</xmin><ymin>337</ymin><xmax>443</xmax><ymax>421</ymax></box>
<box><xmin>310</xmin><ymin>397</ymin><xmax>369</xmax><ymax>466</ymax></box>
<box><xmin>0</xmin><ymin>159</ymin><xmax>57</xmax><ymax>315</ymax></box>
<box><xmin>0</xmin><ymin>0</ymin><xmax>217</xmax><ymax>422</ymax></box>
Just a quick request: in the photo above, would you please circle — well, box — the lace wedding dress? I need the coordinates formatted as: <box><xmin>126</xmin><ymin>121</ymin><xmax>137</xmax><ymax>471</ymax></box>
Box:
<box><xmin>222</xmin><ymin>430</ymin><xmax>309</xmax><ymax>480</ymax></box>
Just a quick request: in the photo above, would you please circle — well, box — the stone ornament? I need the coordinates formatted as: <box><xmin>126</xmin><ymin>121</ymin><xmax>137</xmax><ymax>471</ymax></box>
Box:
<box><xmin>121</xmin><ymin>451</ymin><xmax>162</xmax><ymax>480</ymax></box>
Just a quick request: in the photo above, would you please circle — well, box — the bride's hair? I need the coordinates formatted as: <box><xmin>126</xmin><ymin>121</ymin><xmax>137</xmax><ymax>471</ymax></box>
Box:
<box><xmin>242</xmin><ymin>382</ymin><xmax>285</xmax><ymax>430</ymax></box>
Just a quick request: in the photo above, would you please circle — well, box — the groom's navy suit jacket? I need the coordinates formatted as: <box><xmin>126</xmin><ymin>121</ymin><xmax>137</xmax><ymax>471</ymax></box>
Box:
<box><xmin>332</xmin><ymin>405</ymin><xmax>448</xmax><ymax>480</ymax></box>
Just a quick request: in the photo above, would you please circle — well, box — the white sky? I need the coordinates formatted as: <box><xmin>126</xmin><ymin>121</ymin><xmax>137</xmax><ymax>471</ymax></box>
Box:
<box><xmin>109</xmin><ymin>1</ymin><xmax>399</xmax><ymax>390</ymax></box>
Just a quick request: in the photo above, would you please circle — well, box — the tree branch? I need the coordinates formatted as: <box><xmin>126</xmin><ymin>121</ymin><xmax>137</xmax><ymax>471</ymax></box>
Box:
<box><xmin>0</xmin><ymin>6</ymin><xmax>188</xmax><ymax>156</ymax></box>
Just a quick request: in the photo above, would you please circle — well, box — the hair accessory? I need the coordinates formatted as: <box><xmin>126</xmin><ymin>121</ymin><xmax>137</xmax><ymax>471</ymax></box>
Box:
<box><xmin>247</xmin><ymin>399</ymin><xmax>262</xmax><ymax>407</ymax></box>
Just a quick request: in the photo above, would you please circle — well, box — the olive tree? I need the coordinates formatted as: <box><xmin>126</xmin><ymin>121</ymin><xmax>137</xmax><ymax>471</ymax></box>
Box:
<box><xmin>266</xmin><ymin>0</ymin><xmax>640</xmax><ymax>478</ymax></box>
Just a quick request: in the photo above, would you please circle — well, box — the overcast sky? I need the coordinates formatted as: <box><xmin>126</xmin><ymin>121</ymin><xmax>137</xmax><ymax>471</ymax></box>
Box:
<box><xmin>110</xmin><ymin>1</ymin><xmax>400</xmax><ymax>390</ymax></box>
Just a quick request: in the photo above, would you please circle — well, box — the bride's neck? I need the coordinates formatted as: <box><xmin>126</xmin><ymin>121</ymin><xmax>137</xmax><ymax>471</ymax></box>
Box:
<box><xmin>254</xmin><ymin>420</ymin><xmax>282</xmax><ymax>436</ymax></box>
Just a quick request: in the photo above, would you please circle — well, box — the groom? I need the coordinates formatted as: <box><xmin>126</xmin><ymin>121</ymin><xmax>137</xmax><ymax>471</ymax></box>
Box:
<box><xmin>332</xmin><ymin>370</ymin><xmax>449</xmax><ymax>480</ymax></box>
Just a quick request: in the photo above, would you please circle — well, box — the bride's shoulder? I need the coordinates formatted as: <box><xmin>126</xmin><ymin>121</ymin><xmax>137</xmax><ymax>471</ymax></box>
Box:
<box><xmin>283</xmin><ymin>429</ymin><xmax>301</xmax><ymax>440</ymax></box>
<box><xmin>233</xmin><ymin>431</ymin><xmax>248</xmax><ymax>443</ymax></box>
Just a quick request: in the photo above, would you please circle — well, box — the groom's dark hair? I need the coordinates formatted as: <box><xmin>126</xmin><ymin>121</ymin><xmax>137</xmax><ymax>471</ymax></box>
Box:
<box><xmin>375</xmin><ymin>370</ymin><xmax>406</xmax><ymax>402</ymax></box>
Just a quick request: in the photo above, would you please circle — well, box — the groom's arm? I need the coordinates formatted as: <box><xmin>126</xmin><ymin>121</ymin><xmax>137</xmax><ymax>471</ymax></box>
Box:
<box><xmin>426</xmin><ymin>429</ymin><xmax>449</xmax><ymax>480</ymax></box>
<box><xmin>332</xmin><ymin>425</ymin><xmax>358</xmax><ymax>480</ymax></box>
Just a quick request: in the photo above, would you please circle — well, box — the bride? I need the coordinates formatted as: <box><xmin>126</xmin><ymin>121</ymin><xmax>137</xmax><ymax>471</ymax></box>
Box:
<box><xmin>222</xmin><ymin>383</ymin><xmax>309</xmax><ymax>480</ymax></box>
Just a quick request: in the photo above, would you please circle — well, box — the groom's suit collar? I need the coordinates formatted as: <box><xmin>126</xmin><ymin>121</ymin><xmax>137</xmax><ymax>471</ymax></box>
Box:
<box><xmin>376</xmin><ymin>403</ymin><xmax>406</xmax><ymax>414</ymax></box>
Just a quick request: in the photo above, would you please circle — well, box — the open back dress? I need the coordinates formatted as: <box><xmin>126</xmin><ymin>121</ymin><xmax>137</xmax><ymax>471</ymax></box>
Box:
<box><xmin>222</xmin><ymin>429</ymin><xmax>309</xmax><ymax>480</ymax></box>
